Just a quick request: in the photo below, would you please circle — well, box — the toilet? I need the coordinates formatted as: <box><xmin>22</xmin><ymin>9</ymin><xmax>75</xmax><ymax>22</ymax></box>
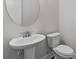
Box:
<box><xmin>47</xmin><ymin>32</ymin><xmax>74</xmax><ymax>59</ymax></box>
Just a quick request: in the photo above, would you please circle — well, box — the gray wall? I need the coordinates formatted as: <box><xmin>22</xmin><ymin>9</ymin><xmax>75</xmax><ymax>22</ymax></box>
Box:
<box><xmin>3</xmin><ymin>0</ymin><xmax>59</xmax><ymax>59</ymax></box>
<box><xmin>59</xmin><ymin>0</ymin><xmax>76</xmax><ymax>52</ymax></box>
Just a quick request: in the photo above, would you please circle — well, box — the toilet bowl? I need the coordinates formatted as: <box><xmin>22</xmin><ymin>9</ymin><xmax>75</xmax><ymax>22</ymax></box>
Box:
<box><xmin>47</xmin><ymin>32</ymin><xmax>74</xmax><ymax>59</ymax></box>
<box><xmin>53</xmin><ymin>45</ymin><xmax>74</xmax><ymax>57</ymax></box>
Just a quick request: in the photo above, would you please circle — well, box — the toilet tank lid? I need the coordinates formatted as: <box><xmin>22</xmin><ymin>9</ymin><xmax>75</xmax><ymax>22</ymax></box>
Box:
<box><xmin>47</xmin><ymin>32</ymin><xmax>60</xmax><ymax>37</ymax></box>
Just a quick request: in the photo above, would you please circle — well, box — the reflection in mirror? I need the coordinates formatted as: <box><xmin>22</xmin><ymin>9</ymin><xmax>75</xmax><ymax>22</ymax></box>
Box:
<box><xmin>5</xmin><ymin>0</ymin><xmax>40</xmax><ymax>26</ymax></box>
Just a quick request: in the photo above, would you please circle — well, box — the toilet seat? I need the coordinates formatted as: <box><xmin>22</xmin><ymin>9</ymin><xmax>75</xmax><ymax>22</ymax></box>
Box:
<box><xmin>53</xmin><ymin>45</ymin><xmax>74</xmax><ymax>57</ymax></box>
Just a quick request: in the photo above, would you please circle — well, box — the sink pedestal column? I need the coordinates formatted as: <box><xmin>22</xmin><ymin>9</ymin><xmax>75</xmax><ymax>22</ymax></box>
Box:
<box><xmin>24</xmin><ymin>47</ymin><xmax>35</xmax><ymax>59</ymax></box>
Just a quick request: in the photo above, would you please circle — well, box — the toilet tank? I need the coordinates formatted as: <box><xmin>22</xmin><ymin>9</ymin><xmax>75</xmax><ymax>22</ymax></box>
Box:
<box><xmin>47</xmin><ymin>33</ymin><xmax>61</xmax><ymax>48</ymax></box>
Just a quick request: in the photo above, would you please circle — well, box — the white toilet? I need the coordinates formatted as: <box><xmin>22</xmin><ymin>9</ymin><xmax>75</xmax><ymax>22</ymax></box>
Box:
<box><xmin>47</xmin><ymin>32</ymin><xmax>74</xmax><ymax>59</ymax></box>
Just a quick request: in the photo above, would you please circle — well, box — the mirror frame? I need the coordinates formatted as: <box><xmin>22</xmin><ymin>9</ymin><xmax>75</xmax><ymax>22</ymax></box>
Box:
<box><xmin>4</xmin><ymin>0</ymin><xmax>40</xmax><ymax>26</ymax></box>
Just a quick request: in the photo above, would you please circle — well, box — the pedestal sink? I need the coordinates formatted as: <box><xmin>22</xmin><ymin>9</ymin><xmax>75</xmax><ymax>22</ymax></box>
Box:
<box><xmin>9</xmin><ymin>34</ymin><xmax>45</xmax><ymax>59</ymax></box>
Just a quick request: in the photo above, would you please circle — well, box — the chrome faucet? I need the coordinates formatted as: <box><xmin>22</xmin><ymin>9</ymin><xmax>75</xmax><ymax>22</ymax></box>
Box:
<box><xmin>20</xmin><ymin>31</ymin><xmax>31</xmax><ymax>38</ymax></box>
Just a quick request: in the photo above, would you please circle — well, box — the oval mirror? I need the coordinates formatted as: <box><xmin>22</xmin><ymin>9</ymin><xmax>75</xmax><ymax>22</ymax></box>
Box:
<box><xmin>5</xmin><ymin>0</ymin><xmax>40</xmax><ymax>26</ymax></box>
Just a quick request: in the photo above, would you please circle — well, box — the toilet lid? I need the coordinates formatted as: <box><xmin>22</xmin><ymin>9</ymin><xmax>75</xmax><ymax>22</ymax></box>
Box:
<box><xmin>47</xmin><ymin>32</ymin><xmax>60</xmax><ymax>37</ymax></box>
<box><xmin>53</xmin><ymin>45</ymin><xmax>74</xmax><ymax>57</ymax></box>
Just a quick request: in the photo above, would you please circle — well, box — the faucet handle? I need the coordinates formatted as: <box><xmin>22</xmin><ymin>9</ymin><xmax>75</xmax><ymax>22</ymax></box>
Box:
<box><xmin>19</xmin><ymin>31</ymin><xmax>31</xmax><ymax>38</ymax></box>
<box><xmin>25</xmin><ymin>32</ymin><xmax>31</xmax><ymax>37</ymax></box>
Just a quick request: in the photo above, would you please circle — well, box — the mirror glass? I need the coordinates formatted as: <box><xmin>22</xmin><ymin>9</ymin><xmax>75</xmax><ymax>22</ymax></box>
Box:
<box><xmin>5</xmin><ymin>0</ymin><xmax>40</xmax><ymax>26</ymax></box>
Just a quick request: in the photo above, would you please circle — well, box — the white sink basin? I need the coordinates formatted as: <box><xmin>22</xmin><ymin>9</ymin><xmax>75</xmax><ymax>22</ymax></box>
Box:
<box><xmin>9</xmin><ymin>34</ymin><xmax>45</xmax><ymax>49</ymax></box>
<box><xmin>9</xmin><ymin>34</ymin><xmax>45</xmax><ymax>59</ymax></box>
